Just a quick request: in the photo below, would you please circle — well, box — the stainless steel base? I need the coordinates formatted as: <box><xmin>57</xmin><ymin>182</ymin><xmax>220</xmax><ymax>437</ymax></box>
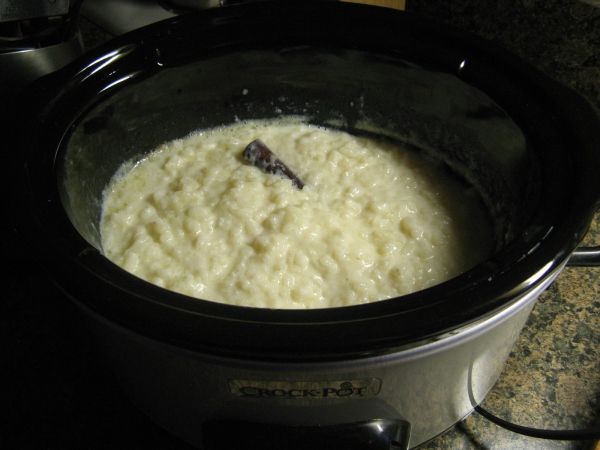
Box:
<box><xmin>72</xmin><ymin>271</ymin><xmax>559</xmax><ymax>448</ymax></box>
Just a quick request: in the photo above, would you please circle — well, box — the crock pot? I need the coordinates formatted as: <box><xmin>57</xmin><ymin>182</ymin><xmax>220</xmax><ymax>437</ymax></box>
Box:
<box><xmin>17</xmin><ymin>2</ymin><xmax>600</xmax><ymax>449</ymax></box>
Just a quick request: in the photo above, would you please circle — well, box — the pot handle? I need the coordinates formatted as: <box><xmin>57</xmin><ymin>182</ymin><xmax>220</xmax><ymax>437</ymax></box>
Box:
<box><xmin>567</xmin><ymin>246</ymin><xmax>600</xmax><ymax>267</ymax></box>
<box><xmin>567</xmin><ymin>207</ymin><xmax>599</xmax><ymax>267</ymax></box>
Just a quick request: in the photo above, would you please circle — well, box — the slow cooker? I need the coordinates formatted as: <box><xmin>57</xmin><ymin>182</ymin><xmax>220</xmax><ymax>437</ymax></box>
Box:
<box><xmin>17</xmin><ymin>2</ymin><xmax>600</xmax><ymax>449</ymax></box>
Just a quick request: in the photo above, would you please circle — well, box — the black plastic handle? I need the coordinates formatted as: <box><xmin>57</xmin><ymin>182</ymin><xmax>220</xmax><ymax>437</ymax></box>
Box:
<box><xmin>202</xmin><ymin>418</ymin><xmax>411</xmax><ymax>450</ymax></box>
<box><xmin>567</xmin><ymin>246</ymin><xmax>600</xmax><ymax>267</ymax></box>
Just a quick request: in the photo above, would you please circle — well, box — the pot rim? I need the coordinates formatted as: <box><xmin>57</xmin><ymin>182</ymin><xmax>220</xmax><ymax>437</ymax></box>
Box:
<box><xmin>19</xmin><ymin>1</ymin><xmax>600</xmax><ymax>361</ymax></box>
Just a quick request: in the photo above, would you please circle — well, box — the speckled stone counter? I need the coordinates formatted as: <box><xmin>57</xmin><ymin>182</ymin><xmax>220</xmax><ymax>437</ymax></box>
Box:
<box><xmin>406</xmin><ymin>1</ymin><xmax>600</xmax><ymax>448</ymax></box>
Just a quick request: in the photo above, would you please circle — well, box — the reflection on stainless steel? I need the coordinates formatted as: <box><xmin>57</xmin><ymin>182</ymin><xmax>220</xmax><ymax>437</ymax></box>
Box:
<box><xmin>164</xmin><ymin>0</ymin><xmax>221</xmax><ymax>11</ymax></box>
<box><xmin>80</xmin><ymin>0</ymin><xmax>340</xmax><ymax>36</ymax></box>
<box><xmin>81</xmin><ymin>0</ymin><xmax>176</xmax><ymax>35</ymax></box>
<box><xmin>0</xmin><ymin>34</ymin><xmax>83</xmax><ymax>92</ymax></box>
<box><xmin>0</xmin><ymin>0</ymin><xmax>70</xmax><ymax>23</ymax></box>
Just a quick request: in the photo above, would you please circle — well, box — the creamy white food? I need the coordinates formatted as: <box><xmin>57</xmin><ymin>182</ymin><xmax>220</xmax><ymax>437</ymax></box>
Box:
<box><xmin>101</xmin><ymin>120</ymin><xmax>492</xmax><ymax>309</ymax></box>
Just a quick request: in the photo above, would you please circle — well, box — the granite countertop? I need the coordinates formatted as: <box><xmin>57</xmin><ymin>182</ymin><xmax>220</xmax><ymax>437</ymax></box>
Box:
<box><xmin>3</xmin><ymin>1</ymin><xmax>599</xmax><ymax>449</ymax></box>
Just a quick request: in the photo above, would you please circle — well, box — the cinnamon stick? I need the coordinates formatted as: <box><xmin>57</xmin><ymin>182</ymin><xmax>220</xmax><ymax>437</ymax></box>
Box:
<box><xmin>242</xmin><ymin>139</ymin><xmax>304</xmax><ymax>190</ymax></box>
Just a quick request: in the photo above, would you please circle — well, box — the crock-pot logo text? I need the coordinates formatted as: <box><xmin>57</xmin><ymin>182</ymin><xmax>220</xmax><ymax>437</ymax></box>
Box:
<box><xmin>228</xmin><ymin>379</ymin><xmax>382</xmax><ymax>399</ymax></box>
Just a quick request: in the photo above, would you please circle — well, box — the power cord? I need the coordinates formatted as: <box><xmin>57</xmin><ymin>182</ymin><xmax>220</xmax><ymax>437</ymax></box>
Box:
<box><xmin>475</xmin><ymin>405</ymin><xmax>600</xmax><ymax>441</ymax></box>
